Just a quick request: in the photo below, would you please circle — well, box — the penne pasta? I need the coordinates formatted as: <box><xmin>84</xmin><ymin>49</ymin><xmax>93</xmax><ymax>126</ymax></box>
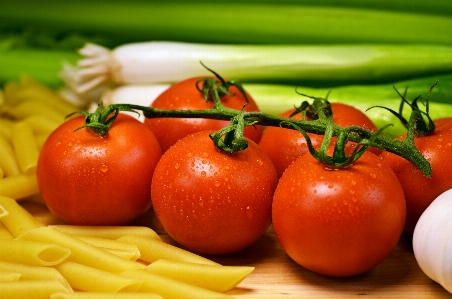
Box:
<box><xmin>0</xmin><ymin>118</ymin><xmax>13</xmax><ymax>141</ymax></box>
<box><xmin>0</xmin><ymin>204</ymin><xmax>8</xmax><ymax>218</ymax></box>
<box><xmin>1</xmin><ymin>100</ymin><xmax>66</xmax><ymax>123</ymax></box>
<box><xmin>11</xmin><ymin>121</ymin><xmax>40</xmax><ymax>174</ymax></box>
<box><xmin>55</xmin><ymin>261</ymin><xmax>143</xmax><ymax>293</ymax></box>
<box><xmin>0</xmin><ymin>135</ymin><xmax>21</xmax><ymax>177</ymax></box>
<box><xmin>73</xmin><ymin>236</ymin><xmax>140</xmax><ymax>261</ymax></box>
<box><xmin>0</xmin><ymin>172</ymin><xmax>40</xmax><ymax>200</ymax></box>
<box><xmin>122</xmin><ymin>269</ymin><xmax>233</xmax><ymax>299</ymax></box>
<box><xmin>17</xmin><ymin>227</ymin><xmax>145</xmax><ymax>273</ymax></box>
<box><xmin>0</xmin><ymin>223</ymin><xmax>14</xmax><ymax>240</ymax></box>
<box><xmin>51</xmin><ymin>292</ymin><xmax>164</xmax><ymax>299</ymax></box>
<box><xmin>0</xmin><ymin>196</ymin><xmax>44</xmax><ymax>237</ymax></box>
<box><xmin>118</xmin><ymin>235</ymin><xmax>219</xmax><ymax>266</ymax></box>
<box><xmin>21</xmin><ymin>114</ymin><xmax>62</xmax><ymax>135</ymax></box>
<box><xmin>146</xmin><ymin>259</ymin><xmax>254</xmax><ymax>292</ymax></box>
<box><xmin>0</xmin><ymin>261</ymin><xmax>72</xmax><ymax>291</ymax></box>
<box><xmin>0</xmin><ymin>271</ymin><xmax>21</xmax><ymax>282</ymax></box>
<box><xmin>0</xmin><ymin>239</ymin><xmax>71</xmax><ymax>266</ymax></box>
<box><xmin>51</xmin><ymin>225</ymin><xmax>162</xmax><ymax>241</ymax></box>
<box><xmin>0</xmin><ymin>280</ymin><xmax>71</xmax><ymax>299</ymax></box>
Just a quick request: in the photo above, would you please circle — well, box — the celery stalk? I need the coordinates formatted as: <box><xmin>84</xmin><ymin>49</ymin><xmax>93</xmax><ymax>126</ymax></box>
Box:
<box><xmin>2</xmin><ymin>1</ymin><xmax>452</xmax><ymax>46</ymax></box>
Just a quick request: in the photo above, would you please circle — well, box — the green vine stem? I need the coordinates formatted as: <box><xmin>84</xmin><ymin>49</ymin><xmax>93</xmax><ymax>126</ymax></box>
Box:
<box><xmin>77</xmin><ymin>77</ymin><xmax>432</xmax><ymax>178</ymax></box>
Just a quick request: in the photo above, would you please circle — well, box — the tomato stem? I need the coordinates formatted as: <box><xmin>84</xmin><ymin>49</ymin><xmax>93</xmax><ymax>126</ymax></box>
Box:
<box><xmin>78</xmin><ymin>76</ymin><xmax>433</xmax><ymax>178</ymax></box>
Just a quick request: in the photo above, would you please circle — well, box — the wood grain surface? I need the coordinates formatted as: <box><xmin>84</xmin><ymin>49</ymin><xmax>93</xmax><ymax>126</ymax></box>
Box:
<box><xmin>22</xmin><ymin>199</ymin><xmax>451</xmax><ymax>299</ymax></box>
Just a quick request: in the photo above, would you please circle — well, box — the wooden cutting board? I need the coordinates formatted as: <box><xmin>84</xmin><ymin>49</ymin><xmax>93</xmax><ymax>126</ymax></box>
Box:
<box><xmin>22</xmin><ymin>199</ymin><xmax>451</xmax><ymax>298</ymax></box>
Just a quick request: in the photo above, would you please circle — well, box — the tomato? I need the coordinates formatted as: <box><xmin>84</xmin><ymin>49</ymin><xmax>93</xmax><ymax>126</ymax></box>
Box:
<box><xmin>258</xmin><ymin>103</ymin><xmax>380</xmax><ymax>177</ymax></box>
<box><xmin>380</xmin><ymin>117</ymin><xmax>452</xmax><ymax>234</ymax></box>
<box><xmin>144</xmin><ymin>76</ymin><xmax>263</xmax><ymax>152</ymax></box>
<box><xmin>272</xmin><ymin>150</ymin><xmax>406</xmax><ymax>277</ymax></box>
<box><xmin>151</xmin><ymin>130</ymin><xmax>278</xmax><ymax>255</ymax></box>
<box><xmin>37</xmin><ymin>113</ymin><xmax>162</xmax><ymax>225</ymax></box>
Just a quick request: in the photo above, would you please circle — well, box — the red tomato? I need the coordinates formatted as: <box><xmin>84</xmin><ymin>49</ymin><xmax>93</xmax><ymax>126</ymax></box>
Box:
<box><xmin>151</xmin><ymin>130</ymin><xmax>278</xmax><ymax>255</ymax></box>
<box><xmin>258</xmin><ymin>103</ymin><xmax>380</xmax><ymax>177</ymax></box>
<box><xmin>272</xmin><ymin>151</ymin><xmax>406</xmax><ymax>277</ymax></box>
<box><xmin>144</xmin><ymin>77</ymin><xmax>263</xmax><ymax>152</ymax></box>
<box><xmin>380</xmin><ymin>117</ymin><xmax>452</xmax><ymax>234</ymax></box>
<box><xmin>37</xmin><ymin>113</ymin><xmax>162</xmax><ymax>225</ymax></box>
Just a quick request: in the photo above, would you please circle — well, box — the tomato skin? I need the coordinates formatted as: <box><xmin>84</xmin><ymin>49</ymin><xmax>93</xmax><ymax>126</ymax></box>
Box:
<box><xmin>272</xmin><ymin>151</ymin><xmax>406</xmax><ymax>277</ymax></box>
<box><xmin>259</xmin><ymin>103</ymin><xmax>380</xmax><ymax>177</ymax></box>
<box><xmin>380</xmin><ymin>117</ymin><xmax>452</xmax><ymax>234</ymax></box>
<box><xmin>151</xmin><ymin>130</ymin><xmax>278</xmax><ymax>255</ymax></box>
<box><xmin>144</xmin><ymin>77</ymin><xmax>263</xmax><ymax>152</ymax></box>
<box><xmin>37</xmin><ymin>114</ymin><xmax>162</xmax><ymax>225</ymax></box>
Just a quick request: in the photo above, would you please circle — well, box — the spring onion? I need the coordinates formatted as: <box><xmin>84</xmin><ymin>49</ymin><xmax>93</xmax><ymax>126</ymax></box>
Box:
<box><xmin>2</xmin><ymin>1</ymin><xmax>452</xmax><ymax>47</ymax></box>
<box><xmin>84</xmin><ymin>74</ymin><xmax>452</xmax><ymax>137</ymax></box>
<box><xmin>62</xmin><ymin>41</ymin><xmax>452</xmax><ymax>98</ymax></box>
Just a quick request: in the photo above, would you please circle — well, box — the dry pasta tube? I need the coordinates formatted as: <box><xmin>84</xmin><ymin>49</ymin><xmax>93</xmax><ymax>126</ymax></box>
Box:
<box><xmin>0</xmin><ymin>261</ymin><xmax>72</xmax><ymax>291</ymax></box>
<box><xmin>0</xmin><ymin>223</ymin><xmax>14</xmax><ymax>240</ymax></box>
<box><xmin>0</xmin><ymin>118</ymin><xmax>13</xmax><ymax>140</ymax></box>
<box><xmin>0</xmin><ymin>271</ymin><xmax>21</xmax><ymax>282</ymax></box>
<box><xmin>11</xmin><ymin>121</ymin><xmax>40</xmax><ymax>174</ymax></box>
<box><xmin>17</xmin><ymin>227</ymin><xmax>145</xmax><ymax>273</ymax></box>
<box><xmin>118</xmin><ymin>235</ymin><xmax>219</xmax><ymax>266</ymax></box>
<box><xmin>74</xmin><ymin>236</ymin><xmax>140</xmax><ymax>261</ymax></box>
<box><xmin>1</xmin><ymin>100</ymin><xmax>66</xmax><ymax>123</ymax></box>
<box><xmin>0</xmin><ymin>135</ymin><xmax>21</xmax><ymax>177</ymax></box>
<box><xmin>0</xmin><ymin>280</ymin><xmax>71</xmax><ymax>299</ymax></box>
<box><xmin>51</xmin><ymin>225</ymin><xmax>162</xmax><ymax>241</ymax></box>
<box><xmin>0</xmin><ymin>196</ymin><xmax>44</xmax><ymax>237</ymax></box>
<box><xmin>51</xmin><ymin>292</ymin><xmax>164</xmax><ymax>299</ymax></box>
<box><xmin>0</xmin><ymin>171</ymin><xmax>40</xmax><ymax>200</ymax></box>
<box><xmin>21</xmin><ymin>114</ymin><xmax>62</xmax><ymax>135</ymax></box>
<box><xmin>0</xmin><ymin>239</ymin><xmax>71</xmax><ymax>266</ymax></box>
<box><xmin>0</xmin><ymin>204</ymin><xmax>8</xmax><ymax>218</ymax></box>
<box><xmin>122</xmin><ymin>269</ymin><xmax>233</xmax><ymax>299</ymax></box>
<box><xmin>146</xmin><ymin>259</ymin><xmax>254</xmax><ymax>292</ymax></box>
<box><xmin>55</xmin><ymin>261</ymin><xmax>143</xmax><ymax>293</ymax></box>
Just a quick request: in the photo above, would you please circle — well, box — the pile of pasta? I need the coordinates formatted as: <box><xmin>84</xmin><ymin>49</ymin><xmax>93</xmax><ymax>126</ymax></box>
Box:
<box><xmin>0</xmin><ymin>196</ymin><xmax>254</xmax><ymax>298</ymax></box>
<box><xmin>0</xmin><ymin>77</ymin><xmax>78</xmax><ymax>200</ymax></box>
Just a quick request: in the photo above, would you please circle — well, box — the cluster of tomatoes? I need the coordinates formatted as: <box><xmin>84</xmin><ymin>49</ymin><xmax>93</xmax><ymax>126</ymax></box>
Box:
<box><xmin>36</xmin><ymin>77</ymin><xmax>452</xmax><ymax>277</ymax></box>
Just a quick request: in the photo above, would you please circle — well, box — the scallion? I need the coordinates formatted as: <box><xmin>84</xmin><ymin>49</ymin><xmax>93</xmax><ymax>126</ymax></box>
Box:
<box><xmin>62</xmin><ymin>41</ymin><xmax>452</xmax><ymax>97</ymax></box>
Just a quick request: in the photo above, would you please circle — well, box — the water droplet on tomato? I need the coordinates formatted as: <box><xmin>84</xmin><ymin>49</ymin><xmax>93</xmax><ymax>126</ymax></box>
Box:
<box><xmin>214</xmin><ymin>180</ymin><xmax>221</xmax><ymax>187</ymax></box>
<box><xmin>68</xmin><ymin>142</ymin><xmax>73</xmax><ymax>146</ymax></box>
<box><xmin>184</xmin><ymin>172</ymin><xmax>190</xmax><ymax>179</ymax></box>
<box><xmin>350</xmin><ymin>190</ymin><xmax>355</xmax><ymax>195</ymax></box>
<box><xmin>201</xmin><ymin>171</ymin><xmax>206</xmax><ymax>177</ymax></box>
<box><xmin>106</xmin><ymin>150</ymin><xmax>111</xmax><ymax>155</ymax></box>
<box><xmin>351</xmin><ymin>180</ymin><xmax>356</xmax><ymax>185</ymax></box>
<box><xmin>202</xmin><ymin>152</ymin><xmax>208</xmax><ymax>158</ymax></box>
<box><xmin>256</xmin><ymin>159</ymin><xmax>263</xmax><ymax>165</ymax></box>
<box><xmin>370</xmin><ymin>173</ymin><xmax>376</xmax><ymax>179</ymax></box>
<box><xmin>174</xmin><ymin>163</ymin><xmax>180</xmax><ymax>169</ymax></box>
<box><xmin>63</xmin><ymin>151</ymin><xmax>67</xmax><ymax>155</ymax></box>
<box><xmin>328</xmin><ymin>183</ymin><xmax>334</xmax><ymax>188</ymax></box>
<box><xmin>100</xmin><ymin>164</ymin><xmax>108</xmax><ymax>172</ymax></box>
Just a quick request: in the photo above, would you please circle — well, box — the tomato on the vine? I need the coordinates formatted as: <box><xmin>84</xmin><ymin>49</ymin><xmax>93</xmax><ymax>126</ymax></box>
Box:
<box><xmin>380</xmin><ymin>117</ymin><xmax>452</xmax><ymax>234</ymax></box>
<box><xmin>37</xmin><ymin>113</ymin><xmax>162</xmax><ymax>225</ymax></box>
<box><xmin>272</xmin><ymin>150</ymin><xmax>406</xmax><ymax>277</ymax></box>
<box><xmin>258</xmin><ymin>102</ymin><xmax>380</xmax><ymax>177</ymax></box>
<box><xmin>151</xmin><ymin>130</ymin><xmax>278</xmax><ymax>255</ymax></box>
<box><xmin>144</xmin><ymin>76</ymin><xmax>263</xmax><ymax>152</ymax></box>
